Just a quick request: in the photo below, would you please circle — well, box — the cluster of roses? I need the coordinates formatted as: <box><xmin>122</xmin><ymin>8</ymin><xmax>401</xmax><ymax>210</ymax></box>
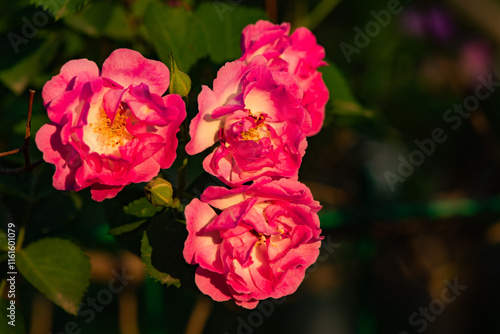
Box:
<box><xmin>35</xmin><ymin>20</ymin><xmax>328</xmax><ymax>309</ymax></box>
<box><xmin>183</xmin><ymin>21</ymin><xmax>328</xmax><ymax>309</ymax></box>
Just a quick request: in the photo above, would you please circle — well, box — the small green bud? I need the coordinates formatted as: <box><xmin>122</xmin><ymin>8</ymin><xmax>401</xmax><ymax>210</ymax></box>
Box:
<box><xmin>145</xmin><ymin>177</ymin><xmax>174</xmax><ymax>207</ymax></box>
<box><xmin>168</xmin><ymin>54</ymin><xmax>191</xmax><ymax>97</ymax></box>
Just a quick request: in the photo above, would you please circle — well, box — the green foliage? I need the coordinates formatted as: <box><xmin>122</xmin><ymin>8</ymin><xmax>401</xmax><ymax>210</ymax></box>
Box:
<box><xmin>0</xmin><ymin>299</ymin><xmax>25</xmax><ymax>334</ymax></box>
<box><xmin>144</xmin><ymin>1</ymin><xmax>266</xmax><ymax>72</ymax></box>
<box><xmin>141</xmin><ymin>231</ymin><xmax>181</xmax><ymax>287</ymax></box>
<box><xmin>17</xmin><ymin>238</ymin><xmax>91</xmax><ymax>315</ymax></box>
<box><xmin>109</xmin><ymin>196</ymin><xmax>166</xmax><ymax>235</ymax></box>
<box><xmin>320</xmin><ymin>62</ymin><xmax>372</xmax><ymax>119</ymax></box>
<box><xmin>144</xmin><ymin>1</ymin><xmax>207</xmax><ymax>72</ymax></box>
<box><xmin>321</xmin><ymin>62</ymin><xmax>358</xmax><ymax>104</ymax></box>
<box><xmin>109</xmin><ymin>219</ymin><xmax>147</xmax><ymax>236</ymax></box>
<box><xmin>143</xmin><ymin>211</ymin><xmax>196</xmax><ymax>288</ymax></box>
<box><xmin>123</xmin><ymin>197</ymin><xmax>163</xmax><ymax>218</ymax></box>
<box><xmin>30</xmin><ymin>0</ymin><xmax>89</xmax><ymax>20</ymax></box>
<box><xmin>196</xmin><ymin>2</ymin><xmax>266</xmax><ymax>64</ymax></box>
<box><xmin>63</xmin><ymin>1</ymin><xmax>133</xmax><ymax>40</ymax></box>
<box><xmin>320</xmin><ymin>61</ymin><xmax>387</xmax><ymax>136</ymax></box>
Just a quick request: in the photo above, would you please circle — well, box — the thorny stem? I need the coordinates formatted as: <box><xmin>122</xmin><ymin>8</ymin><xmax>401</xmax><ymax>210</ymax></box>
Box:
<box><xmin>0</xmin><ymin>90</ymin><xmax>44</xmax><ymax>175</ymax></box>
<box><xmin>0</xmin><ymin>148</ymin><xmax>22</xmax><ymax>157</ymax></box>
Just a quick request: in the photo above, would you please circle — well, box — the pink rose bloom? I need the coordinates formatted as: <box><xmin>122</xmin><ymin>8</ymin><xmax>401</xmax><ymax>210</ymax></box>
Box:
<box><xmin>240</xmin><ymin>20</ymin><xmax>329</xmax><ymax>136</ymax></box>
<box><xmin>186</xmin><ymin>56</ymin><xmax>310</xmax><ymax>187</ymax></box>
<box><xmin>183</xmin><ymin>177</ymin><xmax>323</xmax><ymax>309</ymax></box>
<box><xmin>35</xmin><ymin>49</ymin><xmax>186</xmax><ymax>201</ymax></box>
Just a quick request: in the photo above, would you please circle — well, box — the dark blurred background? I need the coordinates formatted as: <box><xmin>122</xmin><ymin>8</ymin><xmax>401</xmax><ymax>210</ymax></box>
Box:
<box><xmin>1</xmin><ymin>0</ymin><xmax>500</xmax><ymax>333</ymax></box>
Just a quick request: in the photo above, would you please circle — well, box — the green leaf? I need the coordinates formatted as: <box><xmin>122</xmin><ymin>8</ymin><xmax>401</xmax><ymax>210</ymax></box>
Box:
<box><xmin>17</xmin><ymin>238</ymin><xmax>91</xmax><ymax>315</ymax></box>
<box><xmin>131</xmin><ymin>0</ymin><xmax>156</xmax><ymax>18</ymax></box>
<box><xmin>30</xmin><ymin>0</ymin><xmax>89</xmax><ymax>20</ymax></box>
<box><xmin>0</xmin><ymin>299</ymin><xmax>25</xmax><ymax>334</ymax></box>
<box><xmin>143</xmin><ymin>2</ymin><xmax>267</xmax><ymax>70</ymax></box>
<box><xmin>141</xmin><ymin>231</ymin><xmax>181</xmax><ymax>287</ymax></box>
<box><xmin>102</xmin><ymin>4</ymin><xmax>134</xmax><ymax>40</ymax></box>
<box><xmin>109</xmin><ymin>220</ymin><xmax>147</xmax><ymax>236</ymax></box>
<box><xmin>320</xmin><ymin>62</ymin><xmax>358</xmax><ymax>104</ymax></box>
<box><xmin>123</xmin><ymin>197</ymin><xmax>163</xmax><ymax>218</ymax></box>
<box><xmin>196</xmin><ymin>3</ymin><xmax>267</xmax><ymax>64</ymax></box>
<box><xmin>320</xmin><ymin>62</ymin><xmax>376</xmax><ymax>125</ymax></box>
<box><xmin>144</xmin><ymin>1</ymin><xmax>207</xmax><ymax>72</ymax></box>
<box><xmin>145</xmin><ymin>211</ymin><xmax>196</xmax><ymax>288</ymax></box>
<box><xmin>63</xmin><ymin>1</ymin><xmax>133</xmax><ymax>40</ymax></box>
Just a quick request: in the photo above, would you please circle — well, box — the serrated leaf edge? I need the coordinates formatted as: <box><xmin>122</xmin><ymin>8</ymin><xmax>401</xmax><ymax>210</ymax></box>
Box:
<box><xmin>140</xmin><ymin>232</ymin><xmax>181</xmax><ymax>288</ymax></box>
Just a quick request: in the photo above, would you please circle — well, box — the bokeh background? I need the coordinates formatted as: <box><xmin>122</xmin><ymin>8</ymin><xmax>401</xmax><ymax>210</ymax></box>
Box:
<box><xmin>1</xmin><ymin>0</ymin><xmax>500</xmax><ymax>333</ymax></box>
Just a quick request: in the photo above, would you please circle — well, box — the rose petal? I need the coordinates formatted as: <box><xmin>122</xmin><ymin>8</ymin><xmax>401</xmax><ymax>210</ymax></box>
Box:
<box><xmin>102</xmin><ymin>49</ymin><xmax>170</xmax><ymax>96</ymax></box>
<box><xmin>43</xmin><ymin>59</ymin><xmax>100</xmax><ymax>105</ymax></box>
<box><xmin>185</xmin><ymin>86</ymin><xmax>221</xmax><ymax>155</ymax></box>
<box><xmin>195</xmin><ymin>267</ymin><xmax>232</xmax><ymax>302</ymax></box>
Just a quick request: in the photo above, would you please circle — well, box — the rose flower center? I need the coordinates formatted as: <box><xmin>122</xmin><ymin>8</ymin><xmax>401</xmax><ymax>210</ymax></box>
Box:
<box><xmin>239</xmin><ymin>111</ymin><xmax>270</xmax><ymax>142</ymax></box>
<box><xmin>240</xmin><ymin>122</ymin><xmax>270</xmax><ymax>141</ymax></box>
<box><xmin>85</xmin><ymin>104</ymin><xmax>134</xmax><ymax>155</ymax></box>
<box><xmin>250</xmin><ymin>229</ymin><xmax>269</xmax><ymax>246</ymax></box>
<box><xmin>95</xmin><ymin>109</ymin><xmax>128</xmax><ymax>146</ymax></box>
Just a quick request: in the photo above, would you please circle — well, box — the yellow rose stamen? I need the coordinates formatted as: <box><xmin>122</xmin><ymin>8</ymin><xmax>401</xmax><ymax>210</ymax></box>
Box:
<box><xmin>92</xmin><ymin>108</ymin><xmax>130</xmax><ymax>148</ymax></box>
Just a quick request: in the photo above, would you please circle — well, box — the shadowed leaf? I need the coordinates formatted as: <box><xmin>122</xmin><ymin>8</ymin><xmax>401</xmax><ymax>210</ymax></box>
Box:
<box><xmin>141</xmin><ymin>231</ymin><xmax>181</xmax><ymax>287</ymax></box>
<box><xmin>123</xmin><ymin>197</ymin><xmax>163</xmax><ymax>218</ymax></box>
<box><xmin>109</xmin><ymin>220</ymin><xmax>148</xmax><ymax>236</ymax></box>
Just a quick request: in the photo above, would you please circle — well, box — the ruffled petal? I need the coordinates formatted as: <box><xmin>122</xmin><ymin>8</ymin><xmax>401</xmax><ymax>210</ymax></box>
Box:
<box><xmin>90</xmin><ymin>184</ymin><xmax>125</xmax><ymax>202</ymax></box>
<box><xmin>194</xmin><ymin>267</ymin><xmax>232</xmax><ymax>302</ymax></box>
<box><xmin>42</xmin><ymin>59</ymin><xmax>99</xmax><ymax>105</ymax></box>
<box><xmin>102</xmin><ymin>49</ymin><xmax>170</xmax><ymax>96</ymax></box>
